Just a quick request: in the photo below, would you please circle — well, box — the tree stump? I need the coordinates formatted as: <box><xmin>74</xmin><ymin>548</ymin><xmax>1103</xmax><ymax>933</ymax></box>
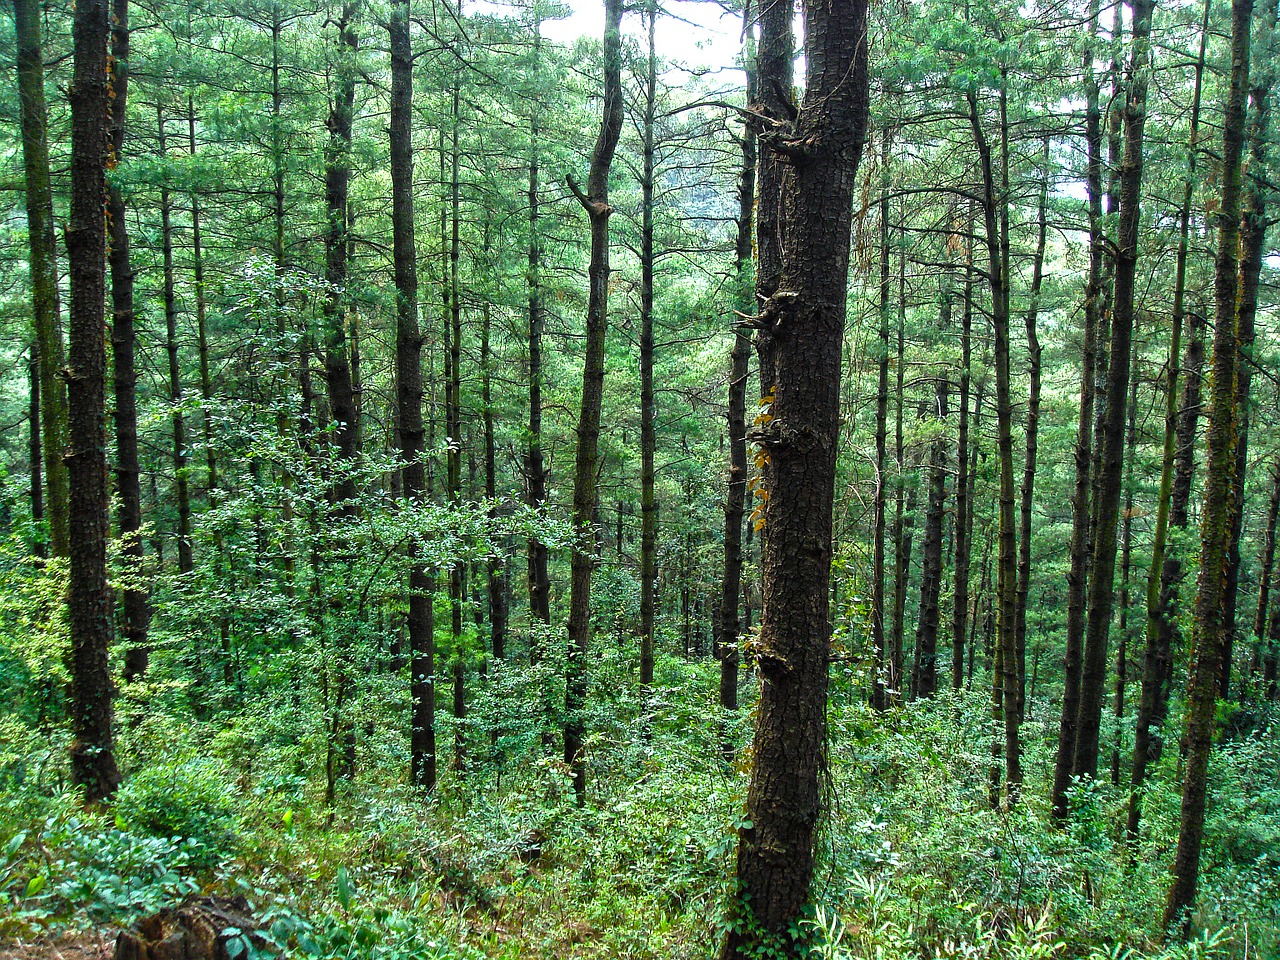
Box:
<box><xmin>114</xmin><ymin>896</ymin><xmax>260</xmax><ymax>960</ymax></box>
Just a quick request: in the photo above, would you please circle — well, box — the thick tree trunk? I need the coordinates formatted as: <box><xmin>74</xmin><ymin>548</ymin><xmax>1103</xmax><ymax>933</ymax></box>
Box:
<box><xmin>14</xmin><ymin>0</ymin><xmax>69</xmax><ymax>558</ymax></box>
<box><xmin>1128</xmin><ymin>0</ymin><xmax>1208</xmax><ymax>840</ymax></box>
<box><xmin>721</xmin><ymin>1</ymin><xmax>869</xmax><ymax>953</ymax></box>
<box><xmin>563</xmin><ymin>0</ymin><xmax>624</xmax><ymax>805</ymax></box>
<box><xmin>67</xmin><ymin>0</ymin><xmax>121</xmax><ymax>803</ymax></box>
<box><xmin>1165</xmin><ymin>0</ymin><xmax>1268</xmax><ymax>928</ymax></box>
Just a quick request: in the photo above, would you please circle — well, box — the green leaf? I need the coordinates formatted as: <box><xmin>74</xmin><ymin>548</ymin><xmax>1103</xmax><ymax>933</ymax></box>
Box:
<box><xmin>23</xmin><ymin>875</ymin><xmax>45</xmax><ymax>897</ymax></box>
<box><xmin>336</xmin><ymin>866</ymin><xmax>353</xmax><ymax>913</ymax></box>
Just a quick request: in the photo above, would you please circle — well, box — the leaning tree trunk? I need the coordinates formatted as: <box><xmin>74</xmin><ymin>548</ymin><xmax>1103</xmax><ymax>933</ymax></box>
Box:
<box><xmin>14</xmin><ymin>0</ymin><xmax>69</xmax><ymax>558</ymax></box>
<box><xmin>1164</xmin><ymin>0</ymin><xmax>1264</xmax><ymax>929</ymax></box>
<box><xmin>563</xmin><ymin>0</ymin><xmax>624</xmax><ymax>806</ymax></box>
<box><xmin>66</xmin><ymin>0</ymin><xmax>121</xmax><ymax>803</ymax></box>
<box><xmin>720</xmin><ymin>2</ymin><xmax>869</xmax><ymax>954</ymax></box>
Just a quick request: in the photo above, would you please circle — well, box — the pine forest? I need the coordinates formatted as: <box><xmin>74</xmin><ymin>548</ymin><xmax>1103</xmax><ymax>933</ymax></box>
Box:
<box><xmin>0</xmin><ymin>0</ymin><xmax>1276</xmax><ymax>956</ymax></box>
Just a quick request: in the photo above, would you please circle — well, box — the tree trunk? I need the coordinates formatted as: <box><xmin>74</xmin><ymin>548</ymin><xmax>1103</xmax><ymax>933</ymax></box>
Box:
<box><xmin>1128</xmin><ymin>0</ymin><xmax>1209</xmax><ymax>840</ymax></box>
<box><xmin>28</xmin><ymin>344</ymin><xmax>44</xmax><ymax>555</ymax></box>
<box><xmin>1014</xmin><ymin>139</ymin><xmax>1049</xmax><ymax>720</ymax></box>
<box><xmin>639</xmin><ymin>3</ymin><xmax>658</xmax><ymax>689</ymax></box>
<box><xmin>524</xmin><ymin>21</ymin><xmax>551</xmax><ymax>645</ymax></box>
<box><xmin>1113</xmin><ymin>368</ymin><xmax>1140</xmax><ymax>785</ymax></box>
<box><xmin>719</xmin><ymin>1</ymin><xmax>755</xmax><ymax>716</ymax></box>
<box><xmin>14</xmin><ymin>0</ymin><xmax>69</xmax><ymax>558</ymax></box>
<box><xmin>389</xmin><ymin>0</ymin><xmax>434</xmax><ymax>792</ymax></box>
<box><xmin>158</xmin><ymin>107</ymin><xmax>193</xmax><ymax>576</ymax></box>
<box><xmin>721</xmin><ymin>1</ymin><xmax>869</xmax><ymax>953</ymax></box>
<box><xmin>953</xmin><ymin>245</ymin><xmax>974</xmax><ymax>691</ymax></box>
<box><xmin>1250</xmin><ymin>460</ymin><xmax>1280</xmax><ymax>687</ymax></box>
<box><xmin>968</xmin><ymin>87</ymin><xmax>1020</xmax><ymax>806</ymax></box>
<box><xmin>108</xmin><ymin>0</ymin><xmax>149</xmax><ymax>683</ymax></box>
<box><xmin>873</xmin><ymin>121</ymin><xmax>893</xmax><ymax>708</ymax></box>
<box><xmin>1166</xmin><ymin>0</ymin><xmax>1268</xmax><ymax>927</ymax></box>
<box><xmin>563</xmin><ymin>0</ymin><xmax>624</xmax><ymax>805</ymax></box>
<box><xmin>67</xmin><ymin>0</ymin><xmax>121</xmax><ymax>803</ymax></box>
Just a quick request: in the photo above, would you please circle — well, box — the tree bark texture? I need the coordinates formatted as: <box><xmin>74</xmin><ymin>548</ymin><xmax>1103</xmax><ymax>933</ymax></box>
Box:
<box><xmin>721</xmin><ymin>1</ymin><xmax>869</xmax><ymax>953</ymax></box>
<box><xmin>67</xmin><ymin>0</ymin><xmax>121</xmax><ymax>803</ymax></box>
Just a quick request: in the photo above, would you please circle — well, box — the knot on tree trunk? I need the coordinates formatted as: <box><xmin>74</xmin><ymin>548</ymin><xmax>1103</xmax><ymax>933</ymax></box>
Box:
<box><xmin>114</xmin><ymin>896</ymin><xmax>262</xmax><ymax>960</ymax></box>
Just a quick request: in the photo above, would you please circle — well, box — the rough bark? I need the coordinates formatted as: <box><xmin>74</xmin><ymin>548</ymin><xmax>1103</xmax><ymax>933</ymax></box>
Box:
<box><xmin>67</xmin><ymin>0</ymin><xmax>121</xmax><ymax>803</ymax></box>
<box><xmin>721</xmin><ymin>0</ymin><xmax>869</xmax><ymax>953</ymax></box>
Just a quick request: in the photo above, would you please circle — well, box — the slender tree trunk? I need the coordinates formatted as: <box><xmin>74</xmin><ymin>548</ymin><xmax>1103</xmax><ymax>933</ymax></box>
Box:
<box><xmin>912</xmin><ymin>323</ymin><xmax>949</xmax><ymax>700</ymax></box>
<box><xmin>389</xmin><ymin>0</ymin><xmax>434</xmax><ymax>792</ymax></box>
<box><xmin>108</xmin><ymin>0</ymin><xmax>149</xmax><ymax>683</ymax></box>
<box><xmin>563</xmin><ymin>0</ymin><xmax>624</xmax><ymax>805</ymax></box>
<box><xmin>1165</xmin><ymin>0</ymin><xmax>1266</xmax><ymax>928</ymax></box>
<box><xmin>482</xmin><ymin>301</ymin><xmax>506</xmax><ymax>661</ymax></box>
<box><xmin>1113</xmin><ymin>367</ymin><xmax>1141</xmax><ymax>785</ymax></box>
<box><xmin>67</xmin><ymin>0</ymin><xmax>121</xmax><ymax>803</ymax></box>
<box><xmin>719</xmin><ymin>1</ymin><xmax>755</xmax><ymax>716</ymax></box>
<box><xmin>1014</xmin><ymin>139</ymin><xmax>1049</xmax><ymax>721</ymax></box>
<box><xmin>639</xmin><ymin>3</ymin><xmax>658</xmax><ymax>688</ymax></box>
<box><xmin>890</xmin><ymin>261</ymin><xmax>914</xmax><ymax>702</ymax></box>
<box><xmin>873</xmin><ymin>121</ymin><xmax>893</xmax><ymax>708</ymax></box>
<box><xmin>1128</xmin><ymin>0</ymin><xmax>1209</xmax><ymax>839</ymax></box>
<box><xmin>323</xmin><ymin>1</ymin><xmax>360</xmax><ymax>792</ymax></box>
<box><xmin>1250</xmin><ymin>460</ymin><xmax>1280</xmax><ymax>687</ymax></box>
<box><xmin>953</xmin><ymin>246</ymin><xmax>974</xmax><ymax>691</ymax></box>
<box><xmin>28</xmin><ymin>345</ymin><xmax>44</xmax><ymax>554</ymax></box>
<box><xmin>186</xmin><ymin>101</ymin><xmax>218</xmax><ymax>500</ymax></box>
<box><xmin>721</xmin><ymin>1</ymin><xmax>869</xmax><ymax>952</ymax></box>
<box><xmin>14</xmin><ymin>0</ymin><xmax>69</xmax><ymax>557</ymax></box>
<box><xmin>524</xmin><ymin>22</ymin><xmax>551</xmax><ymax>644</ymax></box>
<box><xmin>157</xmin><ymin>107</ymin><xmax>193</xmax><ymax>575</ymax></box>
<box><xmin>968</xmin><ymin>88</ymin><xmax>1021</xmax><ymax>805</ymax></box>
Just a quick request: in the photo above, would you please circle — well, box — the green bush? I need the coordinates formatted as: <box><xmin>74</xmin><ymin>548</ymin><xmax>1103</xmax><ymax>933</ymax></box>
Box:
<box><xmin>112</xmin><ymin>757</ymin><xmax>238</xmax><ymax>867</ymax></box>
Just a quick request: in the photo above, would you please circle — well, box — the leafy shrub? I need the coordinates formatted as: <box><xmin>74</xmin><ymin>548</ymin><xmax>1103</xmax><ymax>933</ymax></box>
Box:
<box><xmin>113</xmin><ymin>757</ymin><xmax>238</xmax><ymax>867</ymax></box>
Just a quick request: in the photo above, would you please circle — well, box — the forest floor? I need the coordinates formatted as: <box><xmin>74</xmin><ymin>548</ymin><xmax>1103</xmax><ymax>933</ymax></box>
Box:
<box><xmin>1</xmin><ymin>662</ymin><xmax>1276</xmax><ymax>960</ymax></box>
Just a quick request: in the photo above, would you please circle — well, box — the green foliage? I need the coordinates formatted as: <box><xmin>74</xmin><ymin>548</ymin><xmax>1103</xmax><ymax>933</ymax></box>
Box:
<box><xmin>112</xmin><ymin>757</ymin><xmax>239</xmax><ymax>867</ymax></box>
